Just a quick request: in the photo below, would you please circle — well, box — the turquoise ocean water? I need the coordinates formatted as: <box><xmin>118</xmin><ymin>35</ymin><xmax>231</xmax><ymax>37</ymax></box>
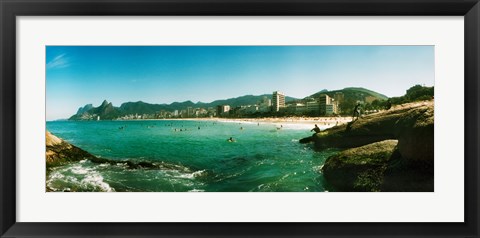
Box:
<box><xmin>46</xmin><ymin>120</ymin><xmax>338</xmax><ymax>192</ymax></box>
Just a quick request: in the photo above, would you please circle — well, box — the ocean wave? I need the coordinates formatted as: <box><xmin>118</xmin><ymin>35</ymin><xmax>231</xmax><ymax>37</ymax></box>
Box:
<box><xmin>70</xmin><ymin>164</ymin><xmax>92</xmax><ymax>175</ymax></box>
<box><xmin>81</xmin><ymin>173</ymin><xmax>114</xmax><ymax>192</ymax></box>
<box><xmin>47</xmin><ymin>162</ymin><xmax>115</xmax><ymax>192</ymax></box>
<box><xmin>171</xmin><ymin>169</ymin><xmax>206</xmax><ymax>180</ymax></box>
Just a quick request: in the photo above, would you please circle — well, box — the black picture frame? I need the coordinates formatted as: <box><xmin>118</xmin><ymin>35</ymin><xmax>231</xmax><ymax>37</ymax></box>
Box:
<box><xmin>1</xmin><ymin>0</ymin><xmax>479</xmax><ymax>237</ymax></box>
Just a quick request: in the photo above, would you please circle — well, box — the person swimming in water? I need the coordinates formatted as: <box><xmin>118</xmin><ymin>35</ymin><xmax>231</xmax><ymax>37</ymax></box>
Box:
<box><xmin>227</xmin><ymin>137</ymin><xmax>235</xmax><ymax>142</ymax></box>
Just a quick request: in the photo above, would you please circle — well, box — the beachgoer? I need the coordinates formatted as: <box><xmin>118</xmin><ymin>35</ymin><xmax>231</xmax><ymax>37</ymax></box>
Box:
<box><xmin>311</xmin><ymin>124</ymin><xmax>321</xmax><ymax>133</ymax></box>
<box><xmin>352</xmin><ymin>103</ymin><xmax>361</xmax><ymax>121</ymax></box>
<box><xmin>385</xmin><ymin>99</ymin><xmax>392</xmax><ymax>110</ymax></box>
<box><xmin>227</xmin><ymin>137</ymin><xmax>235</xmax><ymax>142</ymax></box>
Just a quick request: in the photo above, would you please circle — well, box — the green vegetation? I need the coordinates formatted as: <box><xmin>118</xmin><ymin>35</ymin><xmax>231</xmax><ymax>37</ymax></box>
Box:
<box><xmin>363</xmin><ymin>85</ymin><xmax>434</xmax><ymax>112</ymax></box>
<box><xmin>390</xmin><ymin>84</ymin><xmax>434</xmax><ymax>104</ymax></box>
<box><xmin>308</xmin><ymin>87</ymin><xmax>388</xmax><ymax>116</ymax></box>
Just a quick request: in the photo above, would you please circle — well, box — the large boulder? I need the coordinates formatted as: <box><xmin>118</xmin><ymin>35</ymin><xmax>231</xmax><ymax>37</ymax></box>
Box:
<box><xmin>394</xmin><ymin>103</ymin><xmax>434</xmax><ymax>162</ymax></box>
<box><xmin>46</xmin><ymin>131</ymin><xmax>97</xmax><ymax>167</ymax></box>
<box><xmin>322</xmin><ymin>140</ymin><xmax>398</xmax><ymax>192</ymax></box>
<box><xmin>308</xmin><ymin>100</ymin><xmax>434</xmax><ymax>192</ymax></box>
<box><xmin>312</xmin><ymin>100</ymin><xmax>434</xmax><ymax>162</ymax></box>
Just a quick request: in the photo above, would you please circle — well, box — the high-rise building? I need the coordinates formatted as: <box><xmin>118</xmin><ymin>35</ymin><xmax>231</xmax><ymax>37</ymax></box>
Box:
<box><xmin>216</xmin><ymin>105</ymin><xmax>231</xmax><ymax>117</ymax></box>
<box><xmin>306</xmin><ymin>101</ymin><xmax>320</xmax><ymax>114</ymax></box>
<box><xmin>187</xmin><ymin>107</ymin><xmax>194</xmax><ymax>117</ymax></box>
<box><xmin>272</xmin><ymin>91</ymin><xmax>285</xmax><ymax>112</ymax></box>
<box><xmin>326</xmin><ymin>104</ymin><xmax>336</xmax><ymax>115</ymax></box>
<box><xmin>319</xmin><ymin>94</ymin><xmax>338</xmax><ymax>115</ymax></box>
<box><xmin>319</xmin><ymin>94</ymin><xmax>331</xmax><ymax>115</ymax></box>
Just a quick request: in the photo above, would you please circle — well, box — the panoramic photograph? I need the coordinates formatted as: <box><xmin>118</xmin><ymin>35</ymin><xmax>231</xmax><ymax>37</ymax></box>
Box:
<box><xmin>46</xmin><ymin>46</ymin><xmax>434</xmax><ymax>192</ymax></box>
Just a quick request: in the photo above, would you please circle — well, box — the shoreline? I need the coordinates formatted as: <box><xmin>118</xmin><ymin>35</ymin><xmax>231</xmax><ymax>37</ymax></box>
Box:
<box><xmin>49</xmin><ymin>117</ymin><xmax>353</xmax><ymax>129</ymax></box>
<box><xmin>114</xmin><ymin>116</ymin><xmax>352</xmax><ymax>125</ymax></box>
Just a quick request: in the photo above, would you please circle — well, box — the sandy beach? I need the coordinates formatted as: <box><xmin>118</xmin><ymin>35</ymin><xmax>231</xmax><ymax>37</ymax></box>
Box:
<box><xmin>161</xmin><ymin>116</ymin><xmax>352</xmax><ymax>130</ymax></box>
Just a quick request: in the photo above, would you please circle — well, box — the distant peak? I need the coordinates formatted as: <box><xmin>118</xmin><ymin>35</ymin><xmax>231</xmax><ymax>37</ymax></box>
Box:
<box><xmin>101</xmin><ymin>100</ymin><xmax>109</xmax><ymax>106</ymax></box>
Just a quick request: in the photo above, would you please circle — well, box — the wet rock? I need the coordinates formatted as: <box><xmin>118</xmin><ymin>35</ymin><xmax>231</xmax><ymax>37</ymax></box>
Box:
<box><xmin>46</xmin><ymin>131</ymin><xmax>98</xmax><ymax>167</ymax></box>
<box><xmin>322</xmin><ymin>140</ymin><xmax>398</xmax><ymax>192</ymax></box>
<box><xmin>315</xmin><ymin>100</ymin><xmax>434</xmax><ymax>191</ymax></box>
<box><xmin>313</xmin><ymin>100</ymin><xmax>434</xmax><ymax>164</ymax></box>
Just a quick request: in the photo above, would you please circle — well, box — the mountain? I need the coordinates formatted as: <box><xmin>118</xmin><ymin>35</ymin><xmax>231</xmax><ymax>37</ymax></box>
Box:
<box><xmin>119</xmin><ymin>101</ymin><xmax>170</xmax><ymax>115</ymax></box>
<box><xmin>69</xmin><ymin>100</ymin><xmax>121</xmax><ymax>120</ymax></box>
<box><xmin>205</xmin><ymin>94</ymin><xmax>296</xmax><ymax>108</ymax></box>
<box><xmin>76</xmin><ymin>104</ymin><xmax>93</xmax><ymax>115</ymax></box>
<box><xmin>69</xmin><ymin>94</ymin><xmax>298</xmax><ymax>120</ymax></box>
<box><xmin>342</xmin><ymin>87</ymin><xmax>388</xmax><ymax>100</ymax></box>
<box><xmin>306</xmin><ymin>87</ymin><xmax>388</xmax><ymax>115</ymax></box>
<box><xmin>308</xmin><ymin>87</ymin><xmax>388</xmax><ymax>101</ymax></box>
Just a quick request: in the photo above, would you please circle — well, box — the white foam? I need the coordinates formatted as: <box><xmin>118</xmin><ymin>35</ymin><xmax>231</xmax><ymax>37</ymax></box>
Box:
<box><xmin>173</xmin><ymin>169</ymin><xmax>205</xmax><ymax>179</ymax></box>
<box><xmin>81</xmin><ymin>173</ymin><xmax>114</xmax><ymax>192</ymax></box>
<box><xmin>70</xmin><ymin>164</ymin><xmax>91</xmax><ymax>175</ymax></box>
<box><xmin>48</xmin><ymin>171</ymin><xmax>65</xmax><ymax>180</ymax></box>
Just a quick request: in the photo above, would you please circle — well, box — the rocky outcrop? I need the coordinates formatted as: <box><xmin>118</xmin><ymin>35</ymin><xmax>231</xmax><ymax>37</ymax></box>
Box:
<box><xmin>69</xmin><ymin>100</ymin><xmax>121</xmax><ymax>120</ymax></box>
<box><xmin>310</xmin><ymin>100</ymin><xmax>434</xmax><ymax>191</ymax></box>
<box><xmin>46</xmin><ymin>131</ymin><xmax>189</xmax><ymax>171</ymax></box>
<box><xmin>76</xmin><ymin>104</ymin><xmax>93</xmax><ymax>115</ymax></box>
<box><xmin>322</xmin><ymin>140</ymin><xmax>398</xmax><ymax>192</ymax></box>
<box><xmin>312</xmin><ymin>100</ymin><xmax>433</xmax><ymax>162</ymax></box>
<box><xmin>46</xmin><ymin>131</ymin><xmax>98</xmax><ymax>167</ymax></box>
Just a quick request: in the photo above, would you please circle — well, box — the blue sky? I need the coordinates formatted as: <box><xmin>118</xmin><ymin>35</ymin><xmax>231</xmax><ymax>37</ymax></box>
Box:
<box><xmin>46</xmin><ymin>46</ymin><xmax>434</xmax><ymax>120</ymax></box>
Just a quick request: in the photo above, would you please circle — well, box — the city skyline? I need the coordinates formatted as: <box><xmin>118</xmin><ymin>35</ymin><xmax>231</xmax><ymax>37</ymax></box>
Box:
<box><xmin>47</xmin><ymin>46</ymin><xmax>434</xmax><ymax>120</ymax></box>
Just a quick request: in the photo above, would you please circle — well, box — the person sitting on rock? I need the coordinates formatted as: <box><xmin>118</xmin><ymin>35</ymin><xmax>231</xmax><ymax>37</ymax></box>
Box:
<box><xmin>311</xmin><ymin>124</ymin><xmax>321</xmax><ymax>133</ymax></box>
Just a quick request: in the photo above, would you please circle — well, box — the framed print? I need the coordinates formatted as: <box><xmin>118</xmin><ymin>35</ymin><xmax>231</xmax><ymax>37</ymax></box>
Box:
<box><xmin>1</xmin><ymin>0</ymin><xmax>479</xmax><ymax>237</ymax></box>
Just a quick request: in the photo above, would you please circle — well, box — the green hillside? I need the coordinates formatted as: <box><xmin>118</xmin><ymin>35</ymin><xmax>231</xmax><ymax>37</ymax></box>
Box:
<box><xmin>307</xmin><ymin>87</ymin><xmax>388</xmax><ymax>115</ymax></box>
<box><xmin>69</xmin><ymin>94</ymin><xmax>297</xmax><ymax>120</ymax></box>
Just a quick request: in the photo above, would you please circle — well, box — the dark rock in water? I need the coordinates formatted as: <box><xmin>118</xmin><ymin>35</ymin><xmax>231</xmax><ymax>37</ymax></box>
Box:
<box><xmin>299</xmin><ymin>135</ymin><xmax>314</xmax><ymax>144</ymax></box>
<box><xmin>322</xmin><ymin>140</ymin><xmax>398</xmax><ymax>192</ymax></box>
<box><xmin>46</xmin><ymin>131</ymin><xmax>194</xmax><ymax>173</ymax></box>
<box><xmin>46</xmin><ymin>131</ymin><xmax>98</xmax><ymax>167</ymax></box>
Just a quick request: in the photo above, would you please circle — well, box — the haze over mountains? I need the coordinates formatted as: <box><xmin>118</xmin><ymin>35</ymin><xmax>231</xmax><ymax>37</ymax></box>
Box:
<box><xmin>69</xmin><ymin>87</ymin><xmax>388</xmax><ymax>120</ymax></box>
